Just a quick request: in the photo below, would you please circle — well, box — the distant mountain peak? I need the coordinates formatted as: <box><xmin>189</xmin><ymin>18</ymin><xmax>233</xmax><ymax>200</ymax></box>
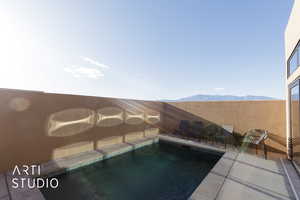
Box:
<box><xmin>160</xmin><ymin>94</ymin><xmax>277</xmax><ymax>102</ymax></box>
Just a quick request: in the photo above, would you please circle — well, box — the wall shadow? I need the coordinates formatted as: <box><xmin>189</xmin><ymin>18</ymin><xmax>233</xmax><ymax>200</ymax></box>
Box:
<box><xmin>0</xmin><ymin>89</ymin><xmax>164</xmax><ymax>173</ymax></box>
<box><xmin>0</xmin><ymin>89</ymin><xmax>287</xmax><ymax>173</ymax></box>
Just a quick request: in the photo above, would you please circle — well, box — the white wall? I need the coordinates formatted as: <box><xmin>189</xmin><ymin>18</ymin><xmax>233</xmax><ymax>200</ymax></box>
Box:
<box><xmin>285</xmin><ymin>0</ymin><xmax>300</xmax><ymax>159</ymax></box>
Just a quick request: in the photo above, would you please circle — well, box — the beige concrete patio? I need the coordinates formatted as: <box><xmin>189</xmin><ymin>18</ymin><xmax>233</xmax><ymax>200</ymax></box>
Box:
<box><xmin>214</xmin><ymin>153</ymin><xmax>295</xmax><ymax>200</ymax></box>
<box><xmin>159</xmin><ymin>135</ymin><xmax>299</xmax><ymax>200</ymax></box>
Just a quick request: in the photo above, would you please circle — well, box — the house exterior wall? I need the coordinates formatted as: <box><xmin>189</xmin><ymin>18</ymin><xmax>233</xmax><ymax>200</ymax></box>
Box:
<box><xmin>285</xmin><ymin>0</ymin><xmax>300</xmax><ymax>161</ymax></box>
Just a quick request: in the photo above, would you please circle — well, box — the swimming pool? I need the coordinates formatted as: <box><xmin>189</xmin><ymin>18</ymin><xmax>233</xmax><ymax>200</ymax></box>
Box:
<box><xmin>41</xmin><ymin>141</ymin><xmax>222</xmax><ymax>200</ymax></box>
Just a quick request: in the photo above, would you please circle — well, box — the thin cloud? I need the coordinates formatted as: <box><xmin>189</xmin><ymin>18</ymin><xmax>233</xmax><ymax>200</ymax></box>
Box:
<box><xmin>214</xmin><ymin>87</ymin><xmax>225</xmax><ymax>91</ymax></box>
<box><xmin>82</xmin><ymin>57</ymin><xmax>110</xmax><ymax>69</ymax></box>
<box><xmin>64</xmin><ymin>66</ymin><xmax>104</xmax><ymax>79</ymax></box>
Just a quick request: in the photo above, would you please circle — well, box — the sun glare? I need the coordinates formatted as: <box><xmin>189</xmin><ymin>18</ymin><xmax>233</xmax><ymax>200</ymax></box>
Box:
<box><xmin>0</xmin><ymin>10</ymin><xmax>34</xmax><ymax>89</ymax></box>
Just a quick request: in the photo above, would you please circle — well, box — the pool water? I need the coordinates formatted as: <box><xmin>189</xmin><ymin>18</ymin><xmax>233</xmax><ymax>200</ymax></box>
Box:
<box><xmin>41</xmin><ymin>141</ymin><xmax>222</xmax><ymax>200</ymax></box>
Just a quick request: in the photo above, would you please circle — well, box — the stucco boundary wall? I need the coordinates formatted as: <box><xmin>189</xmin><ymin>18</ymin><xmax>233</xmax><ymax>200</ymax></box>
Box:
<box><xmin>163</xmin><ymin>101</ymin><xmax>286</xmax><ymax>154</ymax></box>
<box><xmin>0</xmin><ymin>89</ymin><xmax>164</xmax><ymax>173</ymax></box>
<box><xmin>0</xmin><ymin>88</ymin><xmax>286</xmax><ymax>172</ymax></box>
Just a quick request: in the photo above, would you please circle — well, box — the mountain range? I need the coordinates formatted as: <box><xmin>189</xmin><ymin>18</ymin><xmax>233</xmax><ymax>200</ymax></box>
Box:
<box><xmin>160</xmin><ymin>94</ymin><xmax>277</xmax><ymax>102</ymax></box>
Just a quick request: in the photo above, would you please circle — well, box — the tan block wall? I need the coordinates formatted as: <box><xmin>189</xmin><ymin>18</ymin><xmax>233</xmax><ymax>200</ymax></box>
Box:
<box><xmin>96</xmin><ymin>136</ymin><xmax>124</xmax><ymax>149</ymax></box>
<box><xmin>52</xmin><ymin>141</ymin><xmax>94</xmax><ymax>159</ymax></box>
<box><xmin>163</xmin><ymin>101</ymin><xmax>286</xmax><ymax>153</ymax></box>
<box><xmin>0</xmin><ymin>89</ymin><xmax>286</xmax><ymax>172</ymax></box>
<box><xmin>124</xmin><ymin>131</ymin><xmax>144</xmax><ymax>142</ymax></box>
<box><xmin>0</xmin><ymin>89</ymin><xmax>164</xmax><ymax>173</ymax></box>
<box><xmin>145</xmin><ymin>128</ymin><xmax>160</xmax><ymax>137</ymax></box>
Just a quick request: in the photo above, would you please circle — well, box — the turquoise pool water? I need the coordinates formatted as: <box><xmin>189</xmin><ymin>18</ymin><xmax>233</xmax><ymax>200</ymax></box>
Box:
<box><xmin>41</xmin><ymin>141</ymin><xmax>222</xmax><ymax>200</ymax></box>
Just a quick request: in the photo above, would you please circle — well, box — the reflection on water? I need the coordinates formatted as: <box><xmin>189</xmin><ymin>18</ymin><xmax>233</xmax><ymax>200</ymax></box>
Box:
<box><xmin>96</xmin><ymin>107</ymin><xmax>124</xmax><ymax>127</ymax></box>
<box><xmin>47</xmin><ymin>108</ymin><xmax>95</xmax><ymax>137</ymax></box>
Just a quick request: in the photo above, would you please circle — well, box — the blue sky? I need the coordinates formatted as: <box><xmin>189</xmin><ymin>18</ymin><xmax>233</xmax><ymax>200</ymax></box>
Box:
<box><xmin>0</xmin><ymin>0</ymin><xmax>294</xmax><ymax>100</ymax></box>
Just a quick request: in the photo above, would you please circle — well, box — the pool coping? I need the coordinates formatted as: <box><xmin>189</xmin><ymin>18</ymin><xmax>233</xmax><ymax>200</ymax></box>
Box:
<box><xmin>161</xmin><ymin>135</ymin><xmax>296</xmax><ymax>200</ymax></box>
<box><xmin>158</xmin><ymin>135</ymin><xmax>239</xmax><ymax>200</ymax></box>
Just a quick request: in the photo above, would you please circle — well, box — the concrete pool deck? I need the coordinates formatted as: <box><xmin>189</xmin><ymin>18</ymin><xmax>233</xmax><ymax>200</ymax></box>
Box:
<box><xmin>1</xmin><ymin>135</ymin><xmax>299</xmax><ymax>200</ymax></box>
<box><xmin>159</xmin><ymin>135</ymin><xmax>299</xmax><ymax>200</ymax></box>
